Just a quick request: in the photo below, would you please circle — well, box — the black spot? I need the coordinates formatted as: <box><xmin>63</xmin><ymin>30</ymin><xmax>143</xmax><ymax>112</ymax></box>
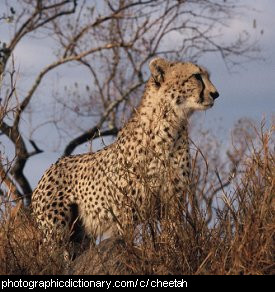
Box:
<box><xmin>174</xmin><ymin>178</ymin><xmax>180</xmax><ymax>184</ymax></box>
<box><xmin>167</xmin><ymin>132</ymin><xmax>173</xmax><ymax>139</ymax></box>
<box><xmin>176</xmin><ymin>97</ymin><xmax>182</xmax><ymax>105</ymax></box>
<box><xmin>163</xmin><ymin>111</ymin><xmax>168</xmax><ymax>118</ymax></box>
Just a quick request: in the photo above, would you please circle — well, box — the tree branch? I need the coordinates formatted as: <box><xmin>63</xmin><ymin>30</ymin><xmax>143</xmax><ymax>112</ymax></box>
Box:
<box><xmin>63</xmin><ymin>127</ymin><xmax>119</xmax><ymax>157</ymax></box>
<box><xmin>14</xmin><ymin>42</ymin><xmax>130</xmax><ymax>129</ymax></box>
<box><xmin>63</xmin><ymin>82</ymin><xmax>143</xmax><ymax>156</ymax></box>
<box><xmin>1</xmin><ymin>1</ymin><xmax>77</xmax><ymax>74</ymax></box>
<box><xmin>0</xmin><ymin>160</ymin><xmax>23</xmax><ymax>201</ymax></box>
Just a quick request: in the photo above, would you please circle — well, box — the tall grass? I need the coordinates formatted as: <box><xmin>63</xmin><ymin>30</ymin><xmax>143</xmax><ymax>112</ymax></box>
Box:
<box><xmin>0</xmin><ymin>120</ymin><xmax>274</xmax><ymax>275</ymax></box>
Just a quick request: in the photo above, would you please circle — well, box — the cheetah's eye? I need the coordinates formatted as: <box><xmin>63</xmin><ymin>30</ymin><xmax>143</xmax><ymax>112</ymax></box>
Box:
<box><xmin>194</xmin><ymin>73</ymin><xmax>202</xmax><ymax>81</ymax></box>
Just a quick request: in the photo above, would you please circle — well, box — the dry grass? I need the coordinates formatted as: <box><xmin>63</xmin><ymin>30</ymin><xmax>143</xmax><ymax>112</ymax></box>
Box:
<box><xmin>0</xmin><ymin>207</ymin><xmax>70</xmax><ymax>275</ymax></box>
<box><xmin>0</xmin><ymin>120</ymin><xmax>274</xmax><ymax>275</ymax></box>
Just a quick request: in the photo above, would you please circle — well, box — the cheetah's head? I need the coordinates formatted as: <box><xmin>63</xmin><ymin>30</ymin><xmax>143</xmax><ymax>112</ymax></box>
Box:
<box><xmin>149</xmin><ymin>57</ymin><xmax>219</xmax><ymax>117</ymax></box>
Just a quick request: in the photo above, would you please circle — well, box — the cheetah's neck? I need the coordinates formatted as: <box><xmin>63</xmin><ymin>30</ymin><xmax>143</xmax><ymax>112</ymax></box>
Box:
<box><xmin>117</xmin><ymin>85</ymin><xmax>190</xmax><ymax>160</ymax></box>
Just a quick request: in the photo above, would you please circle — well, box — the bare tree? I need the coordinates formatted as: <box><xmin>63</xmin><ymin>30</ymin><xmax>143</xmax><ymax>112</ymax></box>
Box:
<box><xmin>0</xmin><ymin>0</ymin><xmax>258</xmax><ymax>207</ymax></box>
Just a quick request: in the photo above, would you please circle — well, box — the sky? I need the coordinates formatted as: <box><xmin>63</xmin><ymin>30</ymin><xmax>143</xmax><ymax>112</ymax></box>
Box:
<box><xmin>0</xmin><ymin>0</ymin><xmax>274</xmax><ymax>190</ymax></box>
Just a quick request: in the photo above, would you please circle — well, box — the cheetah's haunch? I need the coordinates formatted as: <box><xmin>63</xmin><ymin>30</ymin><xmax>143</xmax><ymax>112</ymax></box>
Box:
<box><xmin>32</xmin><ymin>57</ymin><xmax>219</xmax><ymax>242</ymax></box>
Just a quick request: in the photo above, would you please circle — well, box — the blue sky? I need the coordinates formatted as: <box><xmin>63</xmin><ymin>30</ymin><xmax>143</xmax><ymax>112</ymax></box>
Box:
<box><xmin>0</xmin><ymin>0</ymin><xmax>274</xmax><ymax>189</ymax></box>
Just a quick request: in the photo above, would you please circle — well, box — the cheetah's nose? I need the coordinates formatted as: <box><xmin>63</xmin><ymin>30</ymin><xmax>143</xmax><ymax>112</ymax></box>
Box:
<box><xmin>210</xmin><ymin>91</ymin><xmax>219</xmax><ymax>100</ymax></box>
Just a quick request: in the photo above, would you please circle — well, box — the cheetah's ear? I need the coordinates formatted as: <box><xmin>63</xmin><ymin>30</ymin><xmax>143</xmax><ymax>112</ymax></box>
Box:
<box><xmin>149</xmin><ymin>57</ymin><xmax>170</xmax><ymax>87</ymax></box>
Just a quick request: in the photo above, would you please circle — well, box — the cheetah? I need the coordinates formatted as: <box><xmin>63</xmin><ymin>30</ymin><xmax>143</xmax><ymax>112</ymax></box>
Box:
<box><xmin>31</xmin><ymin>57</ymin><xmax>219</xmax><ymax>243</ymax></box>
